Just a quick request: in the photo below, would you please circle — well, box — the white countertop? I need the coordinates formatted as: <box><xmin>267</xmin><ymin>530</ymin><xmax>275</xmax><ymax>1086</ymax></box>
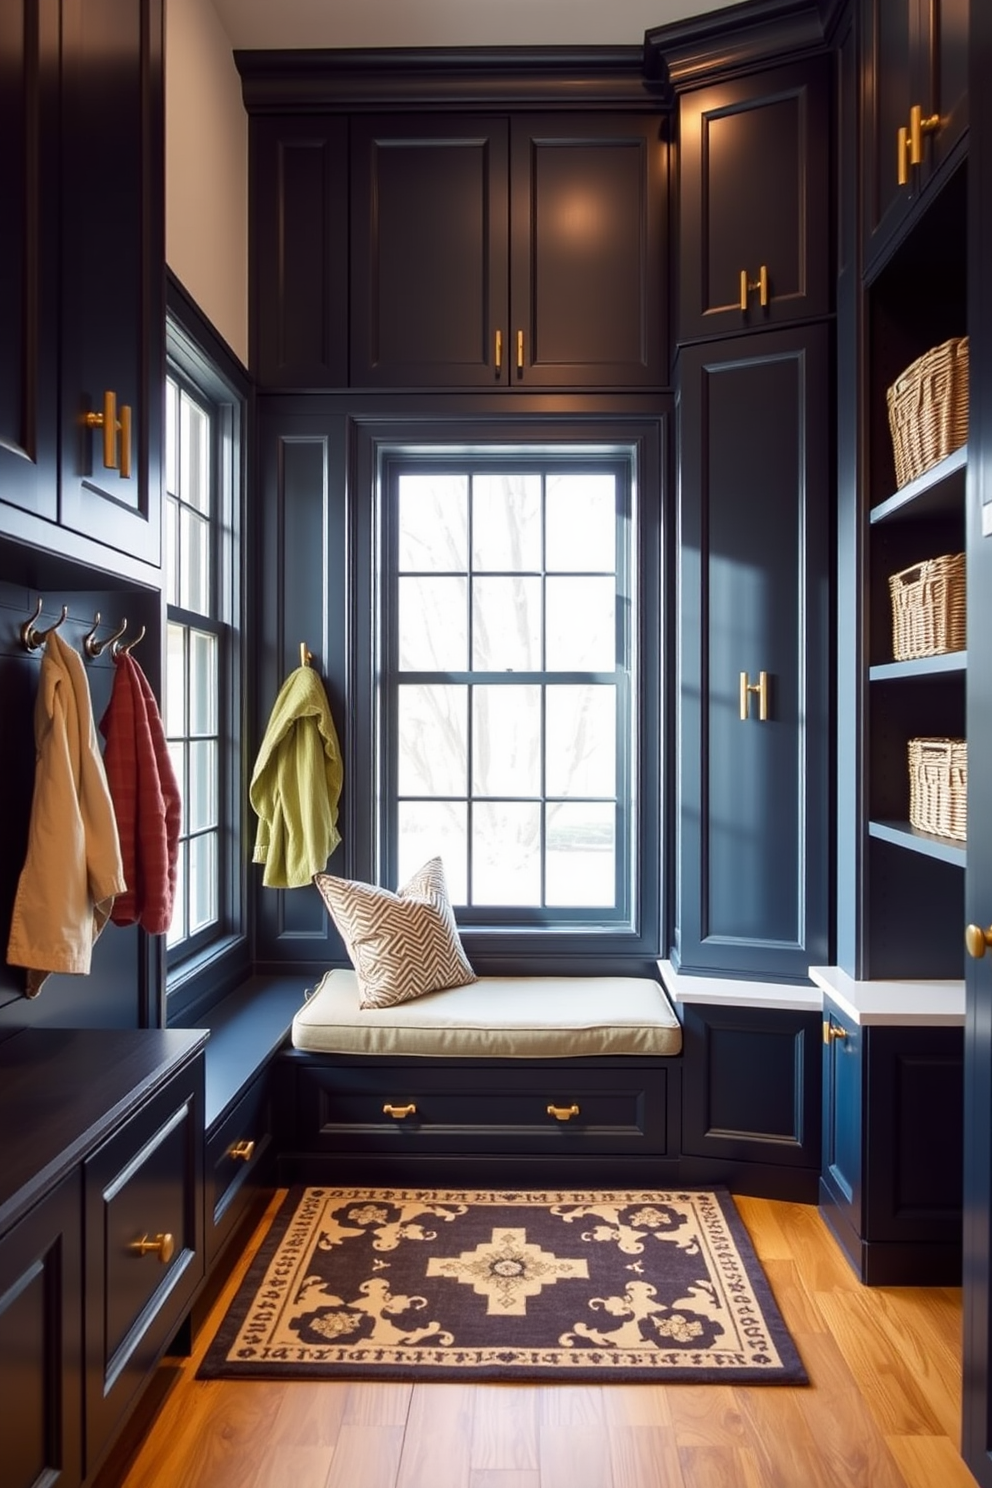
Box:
<box><xmin>657</xmin><ymin>960</ymin><xmax>821</xmax><ymax>1013</ymax></box>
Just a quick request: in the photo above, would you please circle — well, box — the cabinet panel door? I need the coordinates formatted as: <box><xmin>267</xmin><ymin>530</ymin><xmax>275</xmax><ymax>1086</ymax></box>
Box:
<box><xmin>251</xmin><ymin>116</ymin><xmax>349</xmax><ymax>389</ymax></box>
<box><xmin>58</xmin><ymin>0</ymin><xmax>163</xmax><ymax>566</ymax></box>
<box><xmin>675</xmin><ymin>326</ymin><xmax>830</xmax><ymax>979</ymax></box>
<box><xmin>0</xmin><ymin>1172</ymin><xmax>82</xmax><ymax>1488</ymax></box>
<box><xmin>510</xmin><ymin>114</ymin><xmax>667</xmax><ymax>387</ymax></box>
<box><xmin>0</xmin><ymin>0</ymin><xmax>58</xmax><ymax>522</ymax></box>
<box><xmin>821</xmin><ymin>1008</ymin><xmax>863</xmax><ymax>1226</ymax></box>
<box><xmin>678</xmin><ymin>58</ymin><xmax>830</xmax><ymax>342</ymax></box>
<box><xmin>350</xmin><ymin>115</ymin><xmax>509</xmax><ymax>388</ymax></box>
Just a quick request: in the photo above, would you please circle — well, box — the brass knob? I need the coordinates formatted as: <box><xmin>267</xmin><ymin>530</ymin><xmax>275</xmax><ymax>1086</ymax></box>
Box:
<box><xmin>966</xmin><ymin>925</ymin><xmax>992</xmax><ymax>960</ymax></box>
<box><xmin>130</xmin><ymin>1232</ymin><xmax>175</xmax><ymax>1264</ymax></box>
<box><xmin>822</xmin><ymin>1021</ymin><xmax>848</xmax><ymax>1045</ymax></box>
<box><xmin>229</xmin><ymin>1139</ymin><xmax>255</xmax><ymax>1162</ymax></box>
<box><xmin>547</xmin><ymin>1103</ymin><xmax>580</xmax><ymax>1121</ymax></box>
<box><xmin>382</xmin><ymin>1102</ymin><xmax>416</xmax><ymax>1119</ymax></box>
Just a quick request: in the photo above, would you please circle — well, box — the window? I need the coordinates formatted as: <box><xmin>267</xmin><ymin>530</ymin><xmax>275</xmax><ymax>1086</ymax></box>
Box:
<box><xmin>163</xmin><ymin>299</ymin><xmax>246</xmax><ymax>1014</ymax></box>
<box><xmin>376</xmin><ymin>448</ymin><xmax>648</xmax><ymax>942</ymax></box>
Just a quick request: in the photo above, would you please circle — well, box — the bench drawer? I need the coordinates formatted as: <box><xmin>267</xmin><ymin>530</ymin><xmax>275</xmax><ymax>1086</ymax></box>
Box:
<box><xmin>205</xmin><ymin>1071</ymin><xmax>274</xmax><ymax>1268</ymax></box>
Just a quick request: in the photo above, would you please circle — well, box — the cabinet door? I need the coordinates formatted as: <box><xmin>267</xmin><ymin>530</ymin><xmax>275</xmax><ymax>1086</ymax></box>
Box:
<box><xmin>863</xmin><ymin>0</ymin><xmax>969</xmax><ymax>271</ymax></box>
<box><xmin>0</xmin><ymin>0</ymin><xmax>59</xmax><ymax>523</ymax></box>
<box><xmin>58</xmin><ymin>0</ymin><xmax>163</xmax><ymax>566</ymax></box>
<box><xmin>251</xmin><ymin>115</ymin><xmax>349</xmax><ymax>389</ymax></box>
<box><xmin>83</xmin><ymin>1059</ymin><xmax>203</xmax><ymax>1479</ymax></box>
<box><xmin>350</xmin><ymin>115</ymin><xmax>509</xmax><ymax>388</ymax></box>
<box><xmin>510</xmin><ymin>114</ymin><xmax>667</xmax><ymax>388</ymax></box>
<box><xmin>821</xmin><ymin>1007</ymin><xmax>863</xmax><ymax>1235</ymax></box>
<box><xmin>675</xmin><ymin>325</ymin><xmax>830</xmax><ymax>979</ymax></box>
<box><xmin>0</xmin><ymin>1172</ymin><xmax>82</xmax><ymax>1488</ymax></box>
<box><xmin>677</xmin><ymin>58</ymin><xmax>830</xmax><ymax>343</ymax></box>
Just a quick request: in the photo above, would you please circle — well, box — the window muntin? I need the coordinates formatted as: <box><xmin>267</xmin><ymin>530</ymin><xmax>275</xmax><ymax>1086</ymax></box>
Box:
<box><xmin>383</xmin><ymin>458</ymin><xmax>635</xmax><ymax>928</ymax></box>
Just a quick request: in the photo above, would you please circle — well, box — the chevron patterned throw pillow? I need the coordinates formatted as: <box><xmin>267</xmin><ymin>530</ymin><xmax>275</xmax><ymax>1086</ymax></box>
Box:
<box><xmin>313</xmin><ymin>857</ymin><xmax>477</xmax><ymax>1009</ymax></box>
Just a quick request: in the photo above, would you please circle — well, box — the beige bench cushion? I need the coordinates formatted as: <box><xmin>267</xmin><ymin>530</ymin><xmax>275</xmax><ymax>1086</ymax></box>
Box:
<box><xmin>291</xmin><ymin>970</ymin><xmax>682</xmax><ymax>1059</ymax></box>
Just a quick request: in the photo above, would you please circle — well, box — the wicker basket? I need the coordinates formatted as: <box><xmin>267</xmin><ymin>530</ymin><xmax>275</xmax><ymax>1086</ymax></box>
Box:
<box><xmin>888</xmin><ymin>551</ymin><xmax>966</xmax><ymax>660</ymax></box>
<box><xmin>908</xmin><ymin>737</ymin><xmax>967</xmax><ymax>841</ymax></box>
<box><xmin>886</xmin><ymin>336</ymin><xmax>969</xmax><ymax>489</ymax></box>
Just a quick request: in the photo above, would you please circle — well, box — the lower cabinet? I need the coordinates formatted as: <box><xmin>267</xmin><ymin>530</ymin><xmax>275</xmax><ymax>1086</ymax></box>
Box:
<box><xmin>0</xmin><ymin>1172</ymin><xmax>82</xmax><ymax>1488</ymax></box>
<box><xmin>679</xmin><ymin>1001</ymin><xmax>822</xmax><ymax>1201</ymax></box>
<box><xmin>820</xmin><ymin>1000</ymin><xmax>964</xmax><ymax>1284</ymax></box>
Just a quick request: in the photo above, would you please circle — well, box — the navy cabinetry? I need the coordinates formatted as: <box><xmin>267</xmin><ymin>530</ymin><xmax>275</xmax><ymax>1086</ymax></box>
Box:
<box><xmin>820</xmin><ymin>999</ymin><xmax>964</xmax><ymax>1284</ymax></box>
<box><xmin>673</xmin><ymin>324</ymin><xmax>830</xmax><ymax>980</ymax></box>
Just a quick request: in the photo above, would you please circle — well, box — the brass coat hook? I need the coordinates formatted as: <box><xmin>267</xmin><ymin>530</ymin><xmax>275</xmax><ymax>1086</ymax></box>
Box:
<box><xmin>300</xmin><ymin>641</ymin><xmax>312</xmax><ymax>667</ymax></box>
<box><xmin>21</xmin><ymin>597</ymin><xmax>69</xmax><ymax>652</ymax></box>
<box><xmin>83</xmin><ymin>612</ymin><xmax>128</xmax><ymax>659</ymax></box>
<box><xmin>113</xmin><ymin>624</ymin><xmax>145</xmax><ymax>658</ymax></box>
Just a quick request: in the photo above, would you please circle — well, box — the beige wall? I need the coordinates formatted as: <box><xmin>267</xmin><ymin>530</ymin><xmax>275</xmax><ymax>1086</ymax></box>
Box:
<box><xmin>165</xmin><ymin>0</ymin><xmax>248</xmax><ymax>365</ymax></box>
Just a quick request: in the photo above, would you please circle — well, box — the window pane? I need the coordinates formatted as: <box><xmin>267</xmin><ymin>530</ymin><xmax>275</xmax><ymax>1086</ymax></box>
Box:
<box><xmin>546</xmin><ymin>802</ymin><xmax>616</xmax><ymax>907</ymax></box>
<box><xmin>188</xmin><ymin>831</ymin><xmax>218</xmax><ymax>933</ymax></box>
<box><xmin>397</xmin><ymin>801</ymin><xmax>468</xmax><ymax>903</ymax></box>
<box><xmin>398</xmin><ymin>473</ymin><xmax>467</xmax><ymax>571</ymax></box>
<box><xmin>165</xmin><ymin>624</ymin><xmax>186</xmax><ymax>736</ymax></box>
<box><xmin>167</xmin><ymin>843</ymin><xmax>187</xmax><ymax>948</ymax></box>
<box><xmin>397</xmin><ymin>685</ymin><xmax>467</xmax><ymax>796</ymax></box>
<box><xmin>472</xmin><ymin>577</ymin><xmax>542</xmax><ymax>671</ymax></box>
<box><xmin>546</xmin><ymin>685</ymin><xmax>616</xmax><ymax>797</ymax></box>
<box><xmin>165</xmin><ymin>379</ymin><xmax>178</xmax><ymax>498</ymax></box>
<box><xmin>165</xmin><ymin>496</ymin><xmax>179</xmax><ymax>608</ymax></box>
<box><xmin>181</xmin><ymin>390</ymin><xmax>210</xmax><ymax>515</ymax></box>
<box><xmin>472</xmin><ymin>685</ymin><xmax>542</xmax><ymax>797</ymax></box>
<box><xmin>168</xmin><ymin>740</ymin><xmax>187</xmax><ymax>834</ymax></box>
<box><xmin>546</xmin><ymin>576</ymin><xmax>616</xmax><ymax>670</ymax></box>
<box><xmin>472</xmin><ymin>472</ymin><xmax>542</xmax><ymax>571</ymax></box>
<box><xmin>180</xmin><ymin>508</ymin><xmax>210</xmax><ymax>615</ymax></box>
<box><xmin>546</xmin><ymin>472</ymin><xmax>616</xmax><ymax>571</ymax></box>
<box><xmin>189</xmin><ymin>630</ymin><xmax>218</xmax><ymax>735</ymax></box>
<box><xmin>189</xmin><ymin>740</ymin><xmax>217</xmax><ymax>832</ymax></box>
<box><xmin>399</xmin><ymin>576</ymin><xmax>467</xmax><ymax>670</ymax></box>
<box><xmin>471</xmin><ymin>802</ymin><xmax>541</xmax><ymax>905</ymax></box>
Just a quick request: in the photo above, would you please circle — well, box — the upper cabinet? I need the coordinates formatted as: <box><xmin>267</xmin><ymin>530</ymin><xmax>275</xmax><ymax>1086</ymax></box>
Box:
<box><xmin>862</xmin><ymin>0</ymin><xmax>968</xmax><ymax>273</ymax></box>
<box><xmin>677</xmin><ymin>57</ymin><xmax>831</xmax><ymax>343</ymax></box>
<box><xmin>0</xmin><ymin>0</ymin><xmax>164</xmax><ymax>570</ymax></box>
<box><xmin>341</xmin><ymin>112</ymin><xmax>667</xmax><ymax>392</ymax></box>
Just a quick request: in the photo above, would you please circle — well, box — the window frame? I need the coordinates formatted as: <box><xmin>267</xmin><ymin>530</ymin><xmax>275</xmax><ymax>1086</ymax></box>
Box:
<box><xmin>164</xmin><ymin>280</ymin><xmax>250</xmax><ymax>1025</ymax></box>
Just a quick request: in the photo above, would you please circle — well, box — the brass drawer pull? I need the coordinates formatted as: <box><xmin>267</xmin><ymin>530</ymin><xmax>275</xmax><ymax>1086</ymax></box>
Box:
<box><xmin>129</xmin><ymin>1232</ymin><xmax>175</xmax><ymax>1264</ymax></box>
<box><xmin>822</xmin><ymin>1021</ymin><xmax>848</xmax><ymax>1045</ymax></box>
<box><xmin>229</xmin><ymin>1139</ymin><xmax>255</xmax><ymax>1162</ymax></box>
<box><xmin>383</xmin><ymin>1102</ymin><xmax>417</xmax><ymax>1119</ymax></box>
<box><xmin>547</xmin><ymin>1103</ymin><xmax>580</xmax><ymax>1121</ymax></box>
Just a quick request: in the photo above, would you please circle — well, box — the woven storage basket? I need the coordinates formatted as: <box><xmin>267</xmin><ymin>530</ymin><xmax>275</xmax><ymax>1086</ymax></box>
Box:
<box><xmin>888</xmin><ymin>551</ymin><xmax>966</xmax><ymax>660</ymax></box>
<box><xmin>886</xmin><ymin>335</ymin><xmax>969</xmax><ymax>488</ymax></box>
<box><xmin>908</xmin><ymin>737</ymin><xmax>967</xmax><ymax>841</ymax></box>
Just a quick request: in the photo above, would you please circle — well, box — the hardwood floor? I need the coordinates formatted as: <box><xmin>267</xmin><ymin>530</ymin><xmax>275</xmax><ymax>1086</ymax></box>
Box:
<box><xmin>98</xmin><ymin>1191</ymin><xmax>976</xmax><ymax>1488</ymax></box>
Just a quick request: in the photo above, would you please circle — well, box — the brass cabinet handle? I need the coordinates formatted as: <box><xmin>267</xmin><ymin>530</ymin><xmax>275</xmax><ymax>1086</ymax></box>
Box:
<box><xmin>547</xmin><ymin>1103</ymin><xmax>580</xmax><ymax>1121</ymax></box>
<box><xmin>966</xmin><ymin>925</ymin><xmax>992</xmax><ymax>960</ymax></box>
<box><xmin>229</xmin><ymin>1139</ymin><xmax>255</xmax><ymax>1162</ymax></box>
<box><xmin>129</xmin><ymin>1232</ymin><xmax>175</xmax><ymax>1264</ymax></box>
<box><xmin>908</xmin><ymin>103</ymin><xmax>941</xmax><ymax>167</ymax></box>
<box><xmin>495</xmin><ymin>328</ymin><xmax>502</xmax><ymax>375</ymax></box>
<box><xmin>822</xmin><ymin>1021</ymin><xmax>848</xmax><ymax>1045</ymax></box>
<box><xmin>83</xmin><ymin>389</ymin><xmax>132</xmax><ymax>479</ymax></box>
<box><xmin>383</xmin><ymin>1102</ymin><xmax>417</xmax><ymax>1119</ymax></box>
<box><xmin>897</xmin><ymin>124</ymin><xmax>911</xmax><ymax>186</ymax></box>
<box><xmin>516</xmin><ymin>329</ymin><xmax>524</xmax><ymax>372</ymax></box>
<box><xmin>739</xmin><ymin>265</ymin><xmax>769</xmax><ymax>311</ymax></box>
<box><xmin>739</xmin><ymin>670</ymin><xmax>769</xmax><ymax>721</ymax></box>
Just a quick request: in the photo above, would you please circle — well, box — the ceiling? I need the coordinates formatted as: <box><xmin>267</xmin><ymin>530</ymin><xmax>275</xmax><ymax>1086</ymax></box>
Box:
<box><xmin>209</xmin><ymin>0</ymin><xmax>747</xmax><ymax>52</ymax></box>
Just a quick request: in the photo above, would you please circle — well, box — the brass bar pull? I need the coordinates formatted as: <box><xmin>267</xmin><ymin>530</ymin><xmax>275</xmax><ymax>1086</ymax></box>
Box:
<box><xmin>129</xmin><ymin>1232</ymin><xmax>175</xmax><ymax>1264</ymax></box>
<box><xmin>119</xmin><ymin>402</ymin><xmax>132</xmax><ymax>479</ymax></box>
<box><xmin>897</xmin><ymin>124</ymin><xmax>910</xmax><ymax>186</ymax></box>
<box><xmin>495</xmin><ymin>328</ymin><xmax>502</xmax><ymax>374</ymax></box>
<box><xmin>966</xmin><ymin>925</ymin><xmax>992</xmax><ymax>960</ymax></box>
<box><xmin>547</xmin><ymin>1103</ymin><xmax>580</xmax><ymax>1121</ymax></box>
<box><xmin>383</xmin><ymin>1102</ymin><xmax>416</xmax><ymax>1119</ymax></box>
<box><xmin>739</xmin><ymin>670</ymin><xmax>769</xmax><ymax>721</ymax></box>
<box><xmin>84</xmin><ymin>389</ymin><xmax>119</xmax><ymax>470</ymax></box>
<box><xmin>739</xmin><ymin>268</ymin><xmax>749</xmax><ymax>313</ymax></box>
<box><xmin>823</xmin><ymin>1021</ymin><xmax>848</xmax><ymax>1045</ymax></box>
<box><xmin>758</xmin><ymin>263</ymin><xmax>769</xmax><ymax>308</ymax></box>
<box><xmin>229</xmin><ymin>1139</ymin><xmax>255</xmax><ymax>1162</ymax></box>
<box><xmin>908</xmin><ymin>103</ymin><xmax>941</xmax><ymax>167</ymax></box>
<box><xmin>516</xmin><ymin>329</ymin><xmax>524</xmax><ymax>372</ymax></box>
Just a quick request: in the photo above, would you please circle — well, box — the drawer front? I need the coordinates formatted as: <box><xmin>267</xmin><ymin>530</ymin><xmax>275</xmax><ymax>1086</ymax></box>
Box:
<box><xmin>205</xmin><ymin>1072</ymin><xmax>274</xmax><ymax>1268</ymax></box>
<box><xmin>84</xmin><ymin>1057</ymin><xmax>204</xmax><ymax>1476</ymax></box>
<box><xmin>296</xmin><ymin>1062</ymin><xmax>670</xmax><ymax>1156</ymax></box>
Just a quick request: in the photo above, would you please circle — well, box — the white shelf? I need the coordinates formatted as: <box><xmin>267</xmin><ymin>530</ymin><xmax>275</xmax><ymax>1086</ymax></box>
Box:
<box><xmin>656</xmin><ymin>960</ymin><xmax>821</xmax><ymax>1013</ymax></box>
<box><xmin>809</xmin><ymin>964</ymin><xmax>965</xmax><ymax>1027</ymax></box>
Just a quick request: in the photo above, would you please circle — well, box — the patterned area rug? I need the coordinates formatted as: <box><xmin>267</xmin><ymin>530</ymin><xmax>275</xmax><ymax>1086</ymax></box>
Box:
<box><xmin>199</xmin><ymin>1187</ymin><xmax>807</xmax><ymax>1384</ymax></box>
